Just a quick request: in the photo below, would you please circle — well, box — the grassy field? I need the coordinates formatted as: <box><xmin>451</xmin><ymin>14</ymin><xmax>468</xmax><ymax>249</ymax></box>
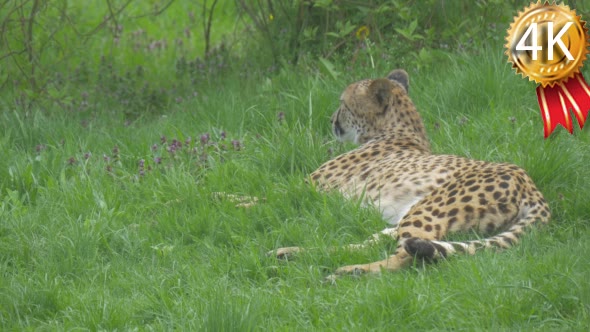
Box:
<box><xmin>2</xmin><ymin>10</ymin><xmax>590</xmax><ymax>330</ymax></box>
<box><xmin>2</xmin><ymin>49</ymin><xmax>590</xmax><ymax>330</ymax></box>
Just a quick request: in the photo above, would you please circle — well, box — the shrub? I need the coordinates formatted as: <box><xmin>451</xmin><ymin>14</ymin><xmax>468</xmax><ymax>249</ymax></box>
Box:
<box><xmin>235</xmin><ymin>0</ymin><xmax>537</xmax><ymax>65</ymax></box>
<box><xmin>0</xmin><ymin>0</ymin><xmax>238</xmax><ymax>115</ymax></box>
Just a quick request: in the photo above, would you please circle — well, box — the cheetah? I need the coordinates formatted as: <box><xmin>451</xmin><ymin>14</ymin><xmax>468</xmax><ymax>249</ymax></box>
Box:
<box><xmin>272</xmin><ymin>69</ymin><xmax>551</xmax><ymax>277</ymax></box>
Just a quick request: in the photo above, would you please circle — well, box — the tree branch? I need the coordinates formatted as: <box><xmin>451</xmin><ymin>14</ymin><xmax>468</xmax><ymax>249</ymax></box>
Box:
<box><xmin>204</xmin><ymin>0</ymin><xmax>219</xmax><ymax>55</ymax></box>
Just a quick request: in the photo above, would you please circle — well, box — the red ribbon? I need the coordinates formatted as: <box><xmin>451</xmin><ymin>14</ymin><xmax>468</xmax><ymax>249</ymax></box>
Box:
<box><xmin>536</xmin><ymin>73</ymin><xmax>590</xmax><ymax>138</ymax></box>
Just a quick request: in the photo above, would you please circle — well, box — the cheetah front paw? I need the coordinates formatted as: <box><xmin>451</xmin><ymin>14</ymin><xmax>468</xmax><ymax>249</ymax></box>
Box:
<box><xmin>323</xmin><ymin>264</ymin><xmax>369</xmax><ymax>283</ymax></box>
<box><xmin>211</xmin><ymin>192</ymin><xmax>263</xmax><ymax>208</ymax></box>
<box><xmin>267</xmin><ymin>246</ymin><xmax>303</xmax><ymax>260</ymax></box>
<box><xmin>334</xmin><ymin>264</ymin><xmax>370</xmax><ymax>276</ymax></box>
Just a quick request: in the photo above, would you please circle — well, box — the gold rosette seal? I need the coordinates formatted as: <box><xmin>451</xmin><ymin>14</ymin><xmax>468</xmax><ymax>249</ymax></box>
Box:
<box><xmin>505</xmin><ymin>2</ymin><xmax>590</xmax><ymax>138</ymax></box>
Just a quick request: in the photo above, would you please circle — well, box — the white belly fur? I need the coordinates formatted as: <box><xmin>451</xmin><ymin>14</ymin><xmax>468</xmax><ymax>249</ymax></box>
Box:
<box><xmin>376</xmin><ymin>194</ymin><xmax>424</xmax><ymax>226</ymax></box>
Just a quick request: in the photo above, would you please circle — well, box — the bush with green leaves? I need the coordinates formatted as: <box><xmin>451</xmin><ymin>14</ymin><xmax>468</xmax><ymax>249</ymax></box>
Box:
<box><xmin>235</xmin><ymin>0</ymin><xmax>545</xmax><ymax>65</ymax></box>
<box><xmin>1</xmin><ymin>0</ymin><xmax>239</xmax><ymax>114</ymax></box>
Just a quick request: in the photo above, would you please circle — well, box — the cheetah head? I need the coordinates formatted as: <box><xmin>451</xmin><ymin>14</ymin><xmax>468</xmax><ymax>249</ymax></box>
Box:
<box><xmin>331</xmin><ymin>69</ymin><xmax>419</xmax><ymax>144</ymax></box>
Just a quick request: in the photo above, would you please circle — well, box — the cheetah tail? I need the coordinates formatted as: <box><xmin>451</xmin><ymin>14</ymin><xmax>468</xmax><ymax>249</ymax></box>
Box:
<box><xmin>403</xmin><ymin>211</ymin><xmax>549</xmax><ymax>260</ymax></box>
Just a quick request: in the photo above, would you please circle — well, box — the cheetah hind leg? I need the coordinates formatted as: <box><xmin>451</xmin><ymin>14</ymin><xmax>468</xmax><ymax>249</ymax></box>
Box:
<box><xmin>323</xmin><ymin>243</ymin><xmax>416</xmax><ymax>283</ymax></box>
<box><xmin>325</xmin><ymin>237</ymin><xmax>473</xmax><ymax>283</ymax></box>
<box><xmin>328</xmin><ymin>199</ymin><xmax>551</xmax><ymax>281</ymax></box>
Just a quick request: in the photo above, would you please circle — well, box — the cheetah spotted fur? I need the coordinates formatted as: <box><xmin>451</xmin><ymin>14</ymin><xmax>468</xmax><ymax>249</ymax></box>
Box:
<box><xmin>273</xmin><ymin>69</ymin><xmax>551</xmax><ymax>277</ymax></box>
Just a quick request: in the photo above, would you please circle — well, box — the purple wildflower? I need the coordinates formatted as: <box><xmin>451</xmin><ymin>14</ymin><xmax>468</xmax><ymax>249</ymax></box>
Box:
<box><xmin>171</xmin><ymin>139</ymin><xmax>182</xmax><ymax>149</ymax></box>
<box><xmin>138</xmin><ymin>159</ymin><xmax>146</xmax><ymax>176</ymax></box>
<box><xmin>231</xmin><ymin>140</ymin><xmax>241</xmax><ymax>151</ymax></box>
<box><xmin>200</xmin><ymin>133</ymin><xmax>210</xmax><ymax>145</ymax></box>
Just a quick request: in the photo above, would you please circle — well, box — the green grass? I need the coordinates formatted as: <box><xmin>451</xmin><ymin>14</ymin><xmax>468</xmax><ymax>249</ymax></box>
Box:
<box><xmin>2</xmin><ymin>45</ymin><xmax>590</xmax><ymax>330</ymax></box>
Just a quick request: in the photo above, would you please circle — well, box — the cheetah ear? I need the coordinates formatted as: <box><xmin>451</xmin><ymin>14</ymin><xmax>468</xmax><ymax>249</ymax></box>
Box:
<box><xmin>368</xmin><ymin>78</ymin><xmax>394</xmax><ymax>107</ymax></box>
<box><xmin>387</xmin><ymin>69</ymin><xmax>409</xmax><ymax>92</ymax></box>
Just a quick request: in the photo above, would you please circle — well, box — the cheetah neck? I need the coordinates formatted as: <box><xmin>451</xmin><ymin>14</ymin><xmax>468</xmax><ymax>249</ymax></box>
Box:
<box><xmin>360</xmin><ymin>126</ymin><xmax>431</xmax><ymax>153</ymax></box>
<box><xmin>358</xmin><ymin>100</ymin><xmax>431</xmax><ymax>152</ymax></box>
<box><xmin>390</xmin><ymin>133</ymin><xmax>430</xmax><ymax>153</ymax></box>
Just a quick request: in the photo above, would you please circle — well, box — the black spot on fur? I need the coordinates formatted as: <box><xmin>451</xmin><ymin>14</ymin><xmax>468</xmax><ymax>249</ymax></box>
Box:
<box><xmin>468</xmin><ymin>185</ymin><xmax>481</xmax><ymax>192</ymax></box>
<box><xmin>465</xmin><ymin>179</ymin><xmax>476</xmax><ymax>186</ymax></box>
<box><xmin>498</xmin><ymin>204</ymin><xmax>511</xmax><ymax>214</ymax></box>
<box><xmin>461</xmin><ymin>195</ymin><xmax>472</xmax><ymax>203</ymax></box>
<box><xmin>448</xmin><ymin>208</ymin><xmax>459</xmax><ymax>217</ymax></box>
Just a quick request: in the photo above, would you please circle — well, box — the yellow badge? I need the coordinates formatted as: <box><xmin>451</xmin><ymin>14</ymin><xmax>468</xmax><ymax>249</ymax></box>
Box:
<box><xmin>505</xmin><ymin>2</ymin><xmax>590</xmax><ymax>137</ymax></box>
